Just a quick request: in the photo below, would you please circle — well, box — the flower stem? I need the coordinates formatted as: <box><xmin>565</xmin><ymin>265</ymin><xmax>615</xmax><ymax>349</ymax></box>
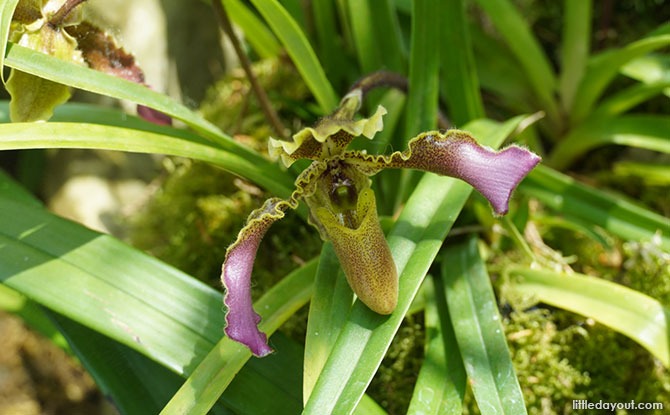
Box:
<box><xmin>49</xmin><ymin>0</ymin><xmax>87</xmax><ymax>27</ymax></box>
<box><xmin>348</xmin><ymin>70</ymin><xmax>451</xmax><ymax>129</ymax></box>
<box><xmin>212</xmin><ymin>0</ymin><xmax>289</xmax><ymax>140</ymax></box>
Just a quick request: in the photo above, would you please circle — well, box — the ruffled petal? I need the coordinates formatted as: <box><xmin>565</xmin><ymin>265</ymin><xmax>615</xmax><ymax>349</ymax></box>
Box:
<box><xmin>314</xmin><ymin>188</ymin><xmax>398</xmax><ymax>314</ymax></box>
<box><xmin>221</xmin><ymin>198</ymin><xmax>291</xmax><ymax>356</ymax></box>
<box><xmin>345</xmin><ymin>130</ymin><xmax>541</xmax><ymax>215</ymax></box>
<box><xmin>268</xmin><ymin>104</ymin><xmax>387</xmax><ymax>167</ymax></box>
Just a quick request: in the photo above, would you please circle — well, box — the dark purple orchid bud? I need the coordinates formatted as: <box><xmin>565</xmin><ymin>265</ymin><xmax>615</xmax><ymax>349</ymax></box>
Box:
<box><xmin>66</xmin><ymin>22</ymin><xmax>172</xmax><ymax>125</ymax></box>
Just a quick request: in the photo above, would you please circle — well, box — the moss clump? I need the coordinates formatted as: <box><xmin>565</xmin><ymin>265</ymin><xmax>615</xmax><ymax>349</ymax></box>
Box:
<box><xmin>492</xmin><ymin>213</ymin><xmax>670</xmax><ymax>414</ymax></box>
<box><xmin>200</xmin><ymin>57</ymin><xmax>314</xmax><ymax>149</ymax></box>
<box><xmin>504</xmin><ymin>309</ymin><xmax>590</xmax><ymax>414</ymax></box>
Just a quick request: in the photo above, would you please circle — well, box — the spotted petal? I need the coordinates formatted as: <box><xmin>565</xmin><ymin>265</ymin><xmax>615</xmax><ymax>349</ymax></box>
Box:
<box><xmin>221</xmin><ymin>197</ymin><xmax>292</xmax><ymax>356</ymax></box>
<box><xmin>268</xmin><ymin>103</ymin><xmax>387</xmax><ymax>167</ymax></box>
<box><xmin>346</xmin><ymin>130</ymin><xmax>541</xmax><ymax>215</ymax></box>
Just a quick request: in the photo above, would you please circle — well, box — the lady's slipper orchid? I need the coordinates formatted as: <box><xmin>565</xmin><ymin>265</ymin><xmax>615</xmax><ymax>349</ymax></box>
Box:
<box><xmin>8</xmin><ymin>0</ymin><xmax>171</xmax><ymax>124</ymax></box>
<box><xmin>221</xmin><ymin>89</ymin><xmax>541</xmax><ymax>357</ymax></box>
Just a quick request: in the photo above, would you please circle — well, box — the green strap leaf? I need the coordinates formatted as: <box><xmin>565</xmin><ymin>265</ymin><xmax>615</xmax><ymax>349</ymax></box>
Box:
<box><xmin>519</xmin><ymin>165</ymin><xmax>670</xmax><ymax>250</ymax></box>
<box><xmin>303</xmin><ymin>243</ymin><xmax>354</xmax><ymax>402</ymax></box>
<box><xmin>506</xmin><ymin>267</ymin><xmax>669</xmax><ymax>367</ymax></box>
<box><xmin>439</xmin><ymin>0</ymin><xmax>485</xmax><ymax>125</ymax></box>
<box><xmin>559</xmin><ymin>0</ymin><xmax>592</xmax><ymax>111</ymax></box>
<box><xmin>0</xmin><ymin>120</ymin><xmax>295</xmax><ymax>201</ymax></box>
<box><xmin>442</xmin><ymin>237</ymin><xmax>527</xmax><ymax>415</ymax></box>
<box><xmin>224</xmin><ymin>0</ymin><xmax>281</xmax><ymax>58</ymax></box>
<box><xmin>548</xmin><ymin>115</ymin><xmax>670</xmax><ymax>169</ymax></box>
<box><xmin>3</xmin><ymin>42</ymin><xmax>230</xmax><ymax>146</ymax></box>
<box><xmin>570</xmin><ymin>27</ymin><xmax>670</xmax><ymax>124</ymax></box>
<box><xmin>247</xmin><ymin>0</ymin><xmax>338</xmax><ymax>113</ymax></box>
<box><xmin>407</xmin><ymin>277</ymin><xmax>466</xmax><ymax>415</ymax></box>
<box><xmin>348</xmin><ymin>0</ymin><xmax>405</xmax><ymax>74</ymax></box>
<box><xmin>404</xmin><ymin>0</ymin><xmax>440</xmax><ymax>138</ymax></box>
<box><xmin>0</xmin><ymin>173</ymin><xmax>307</xmax><ymax>414</ymax></box>
<box><xmin>474</xmin><ymin>0</ymin><xmax>559</xmax><ymax>128</ymax></box>
<box><xmin>0</xmin><ymin>0</ymin><xmax>19</xmax><ymax>84</ymax></box>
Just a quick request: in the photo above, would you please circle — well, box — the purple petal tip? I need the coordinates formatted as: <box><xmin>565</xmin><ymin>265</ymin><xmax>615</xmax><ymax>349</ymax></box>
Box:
<box><xmin>221</xmin><ymin>199</ymin><xmax>290</xmax><ymax>357</ymax></box>
<box><xmin>462</xmin><ymin>144</ymin><xmax>541</xmax><ymax>215</ymax></box>
<box><xmin>222</xmin><ymin>236</ymin><xmax>274</xmax><ymax>357</ymax></box>
<box><xmin>137</xmin><ymin>105</ymin><xmax>172</xmax><ymax>126</ymax></box>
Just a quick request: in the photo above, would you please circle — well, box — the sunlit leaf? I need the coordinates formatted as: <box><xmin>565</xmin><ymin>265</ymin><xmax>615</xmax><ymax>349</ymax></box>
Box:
<box><xmin>549</xmin><ymin>115</ymin><xmax>670</xmax><ymax>169</ymax></box>
<box><xmin>506</xmin><ymin>267</ymin><xmax>669</xmax><ymax>367</ymax></box>
<box><xmin>519</xmin><ymin>165</ymin><xmax>670</xmax><ymax>250</ymax></box>
<box><xmin>246</xmin><ymin>0</ymin><xmax>338</xmax><ymax>113</ymax></box>
<box><xmin>443</xmin><ymin>238</ymin><xmax>527</xmax><ymax>415</ymax></box>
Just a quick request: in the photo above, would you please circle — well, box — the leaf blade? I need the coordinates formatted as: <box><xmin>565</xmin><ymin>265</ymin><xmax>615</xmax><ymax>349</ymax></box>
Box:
<box><xmin>443</xmin><ymin>237</ymin><xmax>527</xmax><ymax>415</ymax></box>
<box><xmin>507</xmin><ymin>267</ymin><xmax>670</xmax><ymax>367</ymax></box>
<box><xmin>247</xmin><ymin>0</ymin><xmax>338</xmax><ymax>113</ymax></box>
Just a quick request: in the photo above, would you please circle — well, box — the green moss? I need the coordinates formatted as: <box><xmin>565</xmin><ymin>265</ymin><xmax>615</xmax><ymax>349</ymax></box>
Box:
<box><xmin>200</xmin><ymin>57</ymin><xmax>314</xmax><ymax>146</ymax></box>
<box><xmin>504</xmin><ymin>309</ymin><xmax>590</xmax><ymax>414</ymax></box>
<box><xmin>491</xmin><ymin>210</ymin><xmax>670</xmax><ymax>414</ymax></box>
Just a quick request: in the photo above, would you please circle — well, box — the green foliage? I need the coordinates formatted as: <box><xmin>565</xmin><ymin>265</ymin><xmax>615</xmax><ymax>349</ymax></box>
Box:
<box><xmin>0</xmin><ymin>0</ymin><xmax>668</xmax><ymax>414</ymax></box>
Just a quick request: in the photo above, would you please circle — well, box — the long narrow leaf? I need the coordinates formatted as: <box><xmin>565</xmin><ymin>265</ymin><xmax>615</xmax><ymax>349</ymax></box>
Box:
<box><xmin>224</xmin><ymin>0</ymin><xmax>281</xmax><ymax>58</ymax></box>
<box><xmin>311</xmin><ymin>0</ymin><xmax>346</xmax><ymax>87</ymax></box>
<box><xmin>247</xmin><ymin>0</ymin><xmax>338</xmax><ymax>112</ymax></box>
<box><xmin>443</xmin><ymin>237</ymin><xmax>527</xmax><ymax>415</ymax></box>
<box><xmin>470</xmin><ymin>24</ymin><xmax>534</xmax><ymax>115</ymax></box>
<box><xmin>347</xmin><ymin>0</ymin><xmax>381</xmax><ymax>74</ymax></box>
<box><xmin>348</xmin><ymin>0</ymin><xmax>404</xmax><ymax>74</ymax></box>
<box><xmin>3</xmin><ymin>42</ymin><xmax>230</xmax><ymax>146</ymax></box>
<box><xmin>570</xmin><ymin>29</ymin><xmax>670</xmax><ymax>124</ymax></box>
<box><xmin>620</xmin><ymin>53</ymin><xmax>670</xmax><ymax>95</ymax></box>
<box><xmin>403</xmin><ymin>0</ymin><xmax>440</xmax><ymax>138</ymax></box>
<box><xmin>519</xmin><ymin>165</ymin><xmax>670</xmax><ymax>250</ymax></box>
<box><xmin>303</xmin><ymin>243</ymin><xmax>353</xmax><ymax>402</ymax></box>
<box><xmin>0</xmin><ymin>121</ymin><xmax>296</xmax><ymax>201</ymax></box>
<box><xmin>50</xmin><ymin>312</ymin><xmax>211</xmax><ymax>415</ymax></box>
<box><xmin>0</xmin><ymin>180</ymin><xmax>305</xmax><ymax>414</ymax></box>
<box><xmin>0</xmin><ymin>0</ymin><xmax>19</xmax><ymax>83</ymax></box>
<box><xmin>439</xmin><ymin>0</ymin><xmax>485</xmax><ymax>125</ymax></box>
<box><xmin>559</xmin><ymin>0</ymin><xmax>592</xmax><ymax>111</ymax></box>
<box><xmin>397</xmin><ymin>0</ymin><xmax>441</xmax><ymax>205</ymax></box>
<box><xmin>407</xmin><ymin>277</ymin><xmax>466</xmax><ymax>415</ymax></box>
<box><xmin>506</xmin><ymin>267</ymin><xmax>669</xmax><ymax>367</ymax></box>
<box><xmin>592</xmin><ymin>81</ymin><xmax>670</xmax><ymax>118</ymax></box>
<box><xmin>302</xmin><ymin>116</ymin><xmax>528</xmax><ymax>415</ymax></box>
<box><xmin>548</xmin><ymin>115</ymin><xmax>670</xmax><ymax>169</ymax></box>
<box><xmin>0</xmin><ymin>283</ymin><xmax>69</xmax><ymax>350</ymax></box>
<box><xmin>474</xmin><ymin>0</ymin><xmax>559</xmax><ymax>127</ymax></box>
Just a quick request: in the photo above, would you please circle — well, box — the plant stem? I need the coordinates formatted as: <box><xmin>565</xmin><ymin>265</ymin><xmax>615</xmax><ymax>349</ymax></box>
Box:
<box><xmin>212</xmin><ymin>0</ymin><xmax>289</xmax><ymax>140</ymax></box>
<box><xmin>348</xmin><ymin>70</ymin><xmax>451</xmax><ymax>129</ymax></box>
<box><xmin>49</xmin><ymin>0</ymin><xmax>88</xmax><ymax>27</ymax></box>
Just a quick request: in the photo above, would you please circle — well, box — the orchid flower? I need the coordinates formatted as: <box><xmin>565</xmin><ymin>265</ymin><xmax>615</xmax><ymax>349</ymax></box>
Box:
<box><xmin>221</xmin><ymin>88</ymin><xmax>541</xmax><ymax>357</ymax></box>
<box><xmin>8</xmin><ymin>0</ymin><xmax>170</xmax><ymax>125</ymax></box>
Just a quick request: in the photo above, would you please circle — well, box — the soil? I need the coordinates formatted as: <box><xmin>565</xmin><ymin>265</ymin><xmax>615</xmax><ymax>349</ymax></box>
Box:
<box><xmin>0</xmin><ymin>313</ymin><xmax>113</xmax><ymax>415</ymax></box>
